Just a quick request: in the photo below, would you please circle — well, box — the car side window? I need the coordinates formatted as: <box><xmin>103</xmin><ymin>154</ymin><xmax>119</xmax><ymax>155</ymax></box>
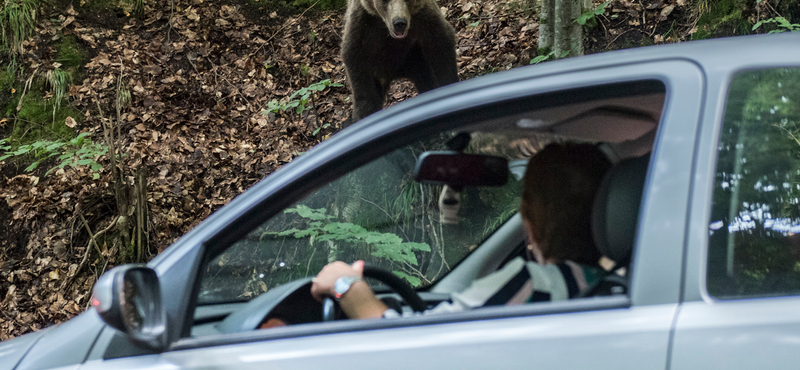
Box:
<box><xmin>197</xmin><ymin>135</ymin><xmax>524</xmax><ymax>304</ymax></box>
<box><xmin>708</xmin><ymin>68</ymin><xmax>800</xmax><ymax>299</ymax></box>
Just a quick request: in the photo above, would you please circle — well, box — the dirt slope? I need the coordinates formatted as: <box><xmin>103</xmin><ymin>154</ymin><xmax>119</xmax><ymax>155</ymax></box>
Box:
<box><xmin>0</xmin><ymin>0</ymin><xmax>692</xmax><ymax>339</ymax></box>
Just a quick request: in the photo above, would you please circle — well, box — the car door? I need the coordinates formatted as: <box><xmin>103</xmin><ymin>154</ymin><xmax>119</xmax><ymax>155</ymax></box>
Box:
<box><xmin>78</xmin><ymin>57</ymin><xmax>703</xmax><ymax>370</ymax></box>
<box><xmin>671</xmin><ymin>52</ymin><xmax>800</xmax><ymax>369</ymax></box>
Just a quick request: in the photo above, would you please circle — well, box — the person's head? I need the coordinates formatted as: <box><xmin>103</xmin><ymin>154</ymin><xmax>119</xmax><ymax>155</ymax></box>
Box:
<box><xmin>519</xmin><ymin>143</ymin><xmax>611</xmax><ymax>266</ymax></box>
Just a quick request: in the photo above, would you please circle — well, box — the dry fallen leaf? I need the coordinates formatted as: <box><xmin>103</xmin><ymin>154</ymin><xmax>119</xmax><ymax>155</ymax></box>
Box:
<box><xmin>64</xmin><ymin>117</ymin><xmax>77</xmax><ymax>128</ymax></box>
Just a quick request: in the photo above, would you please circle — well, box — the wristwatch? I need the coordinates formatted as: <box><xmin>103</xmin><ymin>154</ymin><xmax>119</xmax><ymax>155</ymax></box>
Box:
<box><xmin>334</xmin><ymin>276</ymin><xmax>361</xmax><ymax>299</ymax></box>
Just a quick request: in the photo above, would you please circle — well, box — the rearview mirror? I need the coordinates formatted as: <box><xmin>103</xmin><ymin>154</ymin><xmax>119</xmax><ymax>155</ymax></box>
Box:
<box><xmin>414</xmin><ymin>151</ymin><xmax>509</xmax><ymax>187</ymax></box>
<box><xmin>91</xmin><ymin>265</ymin><xmax>166</xmax><ymax>351</ymax></box>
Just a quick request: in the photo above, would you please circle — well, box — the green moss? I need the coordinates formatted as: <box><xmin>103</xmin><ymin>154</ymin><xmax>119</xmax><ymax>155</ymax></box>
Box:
<box><xmin>0</xmin><ymin>70</ymin><xmax>12</xmax><ymax>92</ymax></box>
<box><xmin>692</xmin><ymin>0</ymin><xmax>752</xmax><ymax>40</ymax></box>
<box><xmin>0</xmin><ymin>71</ymin><xmax>15</xmax><ymax>137</ymax></box>
<box><xmin>1</xmin><ymin>69</ymin><xmax>18</xmax><ymax>115</ymax></box>
<box><xmin>55</xmin><ymin>35</ymin><xmax>85</xmax><ymax>70</ymax></box>
<box><xmin>3</xmin><ymin>81</ymin><xmax>81</xmax><ymax>145</ymax></box>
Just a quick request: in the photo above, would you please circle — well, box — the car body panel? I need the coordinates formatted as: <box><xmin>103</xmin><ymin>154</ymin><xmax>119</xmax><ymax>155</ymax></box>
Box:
<box><xmin>626</xmin><ymin>59</ymin><xmax>703</xmax><ymax>307</ymax></box>
<box><xmin>0</xmin><ymin>327</ymin><xmax>45</xmax><ymax>370</ymax></box>
<box><xmin>14</xmin><ymin>312</ymin><xmax>103</xmax><ymax>370</ymax></box>
<box><xmin>80</xmin><ymin>304</ymin><xmax>676</xmax><ymax>370</ymax></box>
<box><xmin>670</xmin><ymin>297</ymin><xmax>800</xmax><ymax>370</ymax></box>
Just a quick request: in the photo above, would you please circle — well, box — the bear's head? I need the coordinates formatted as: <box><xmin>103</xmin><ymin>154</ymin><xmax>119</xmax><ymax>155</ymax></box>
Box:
<box><xmin>361</xmin><ymin>0</ymin><xmax>424</xmax><ymax>39</ymax></box>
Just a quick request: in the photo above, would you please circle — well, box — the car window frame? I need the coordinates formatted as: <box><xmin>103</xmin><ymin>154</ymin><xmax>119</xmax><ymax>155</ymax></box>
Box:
<box><xmin>160</xmin><ymin>58</ymin><xmax>701</xmax><ymax>352</ymax></box>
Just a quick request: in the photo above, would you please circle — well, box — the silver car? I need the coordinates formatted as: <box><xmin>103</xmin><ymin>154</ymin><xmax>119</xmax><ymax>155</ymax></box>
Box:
<box><xmin>2</xmin><ymin>32</ymin><xmax>800</xmax><ymax>370</ymax></box>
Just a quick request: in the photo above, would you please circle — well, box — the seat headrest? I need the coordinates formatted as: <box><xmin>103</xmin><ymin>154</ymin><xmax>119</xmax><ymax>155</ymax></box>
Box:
<box><xmin>591</xmin><ymin>155</ymin><xmax>649</xmax><ymax>264</ymax></box>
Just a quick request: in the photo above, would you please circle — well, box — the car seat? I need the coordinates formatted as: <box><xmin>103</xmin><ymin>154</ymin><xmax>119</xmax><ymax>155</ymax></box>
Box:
<box><xmin>584</xmin><ymin>154</ymin><xmax>649</xmax><ymax>296</ymax></box>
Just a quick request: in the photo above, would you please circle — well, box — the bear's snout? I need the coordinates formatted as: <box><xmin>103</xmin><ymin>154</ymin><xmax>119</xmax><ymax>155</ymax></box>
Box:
<box><xmin>391</xmin><ymin>18</ymin><xmax>408</xmax><ymax>38</ymax></box>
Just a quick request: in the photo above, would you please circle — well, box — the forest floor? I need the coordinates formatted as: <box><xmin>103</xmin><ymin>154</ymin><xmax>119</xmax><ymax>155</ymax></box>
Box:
<box><xmin>0</xmin><ymin>0</ymin><xmax>698</xmax><ymax>339</ymax></box>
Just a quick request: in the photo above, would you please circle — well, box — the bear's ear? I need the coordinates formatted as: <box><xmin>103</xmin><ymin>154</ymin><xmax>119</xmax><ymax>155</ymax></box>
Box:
<box><xmin>359</xmin><ymin>0</ymin><xmax>381</xmax><ymax>15</ymax></box>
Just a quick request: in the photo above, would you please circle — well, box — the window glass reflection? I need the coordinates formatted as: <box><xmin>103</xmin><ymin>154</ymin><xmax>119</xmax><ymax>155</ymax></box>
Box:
<box><xmin>708</xmin><ymin>68</ymin><xmax>800</xmax><ymax>298</ymax></box>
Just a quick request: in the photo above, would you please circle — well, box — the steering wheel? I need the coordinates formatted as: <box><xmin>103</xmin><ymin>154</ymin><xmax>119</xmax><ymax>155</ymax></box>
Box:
<box><xmin>323</xmin><ymin>264</ymin><xmax>428</xmax><ymax>321</ymax></box>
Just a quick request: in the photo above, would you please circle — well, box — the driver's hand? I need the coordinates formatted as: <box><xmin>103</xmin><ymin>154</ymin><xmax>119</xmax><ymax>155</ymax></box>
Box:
<box><xmin>310</xmin><ymin>260</ymin><xmax>364</xmax><ymax>302</ymax></box>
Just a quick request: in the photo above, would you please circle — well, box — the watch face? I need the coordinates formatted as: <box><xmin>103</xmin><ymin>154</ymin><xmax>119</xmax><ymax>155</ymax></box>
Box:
<box><xmin>334</xmin><ymin>276</ymin><xmax>359</xmax><ymax>297</ymax></box>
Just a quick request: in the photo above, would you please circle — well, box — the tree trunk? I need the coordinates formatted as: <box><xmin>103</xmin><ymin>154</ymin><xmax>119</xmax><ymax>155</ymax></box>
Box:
<box><xmin>539</xmin><ymin>0</ymin><xmax>584</xmax><ymax>57</ymax></box>
<box><xmin>539</xmin><ymin>0</ymin><xmax>554</xmax><ymax>50</ymax></box>
<box><xmin>570</xmin><ymin>0</ymin><xmax>584</xmax><ymax>56</ymax></box>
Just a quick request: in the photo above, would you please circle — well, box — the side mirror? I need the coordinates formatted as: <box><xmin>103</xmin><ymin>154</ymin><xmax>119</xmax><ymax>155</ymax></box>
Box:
<box><xmin>91</xmin><ymin>265</ymin><xmax>166</xmax><ymax>351</ymax></box>
<box><xmin>414</xmin><ymin>151</ymin><xmax>509</xmax><ymax>187</ymax></box>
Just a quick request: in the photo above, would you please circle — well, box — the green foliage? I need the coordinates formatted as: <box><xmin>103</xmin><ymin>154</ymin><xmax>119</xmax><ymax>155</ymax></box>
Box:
<box><xmin>43</xmin><ymin>68</ymin><xmax>73</xmax><ymax>112</ymax></box>
<box><xmin>0</xmin><ymin>0</ymin><xmax>40</xmax><ymax>54</ymax></box>
<box><xmin>530</xmin><ymin>49</ymin><xmax>570</xmax><ymax>64</ymax></box>
<box><xmin>299</xmin><ymin>64</ymin><xmax>311</xmax><ymax>77</ymax></box>
<box><xmin>752</xmin><ymin>16</ymin><xmax>800</xmax><ymax>33</ymax></box>
<box><xmin>575</xmin><ymin>1</ymin><xmax>611</xmax><ymax>27</ymax></box>
<box><xmin>312</xmin><ymin>123</ymin><xmax>330</xmax><ymax>136</ymax></box>
<box><xmin>263</xmin><ymin>79</ymin><xmax>342</xmax><ymax>115</ymax></box>
<box><xmin>2</xmin><ymin>58</ymin><xmax>18</xmax><ymax>85</ymax></box>
<box><xmin>129</xmin><ymin>0</ymin><xmax>144</xmax><ymax>15</ymax></box>
<box><xmin>0</xmin><ymin>132</ymin><xmax>108</xmax><ymax>178</ymax></box>
<box><xmin>693</xmin><ymin>0</ymin><xmax>715</xmax><ymax>14</ymax></box>
<box><xmin>692</xmin><ymin>0</ymin><xmax>751</xmax><ymax>40</ymax></box>
<box><xmin>392</xmin><ymin>271</ymin><xmax>421</xmax><ymax>287</ymax></box>
<box><xmin>273</xmin><ymin>205</ymin><xmax>432</xmax><ymax>267</ymax></box>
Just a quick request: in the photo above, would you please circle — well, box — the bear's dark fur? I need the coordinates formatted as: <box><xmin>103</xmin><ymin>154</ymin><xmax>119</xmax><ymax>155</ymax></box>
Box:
<box><xmin>341</xmin><ymin>0</ymin><xmax>458</xmax><ymax>125</ymax></box>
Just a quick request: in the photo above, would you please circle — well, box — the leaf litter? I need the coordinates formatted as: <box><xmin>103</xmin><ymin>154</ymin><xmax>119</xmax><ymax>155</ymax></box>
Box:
<box><xmin>0</xmin><ymin>0</ymin><xmax>692</xmax><ymax>340</ymax></box>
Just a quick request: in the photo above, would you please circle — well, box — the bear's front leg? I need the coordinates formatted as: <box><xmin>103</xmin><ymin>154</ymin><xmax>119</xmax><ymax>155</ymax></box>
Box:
<box><xmin>419</xmin><ymin>10</ymin><xmax>459</xmax><ymax>87</ymax></box>
<box><xmin>341</xmin><ymin>20</ymin><xmax>388</xmax><ymax>124</ymax></box>
<box><xmin>345</xmin><ymin>68</ymin><xmax>385</xmax><ymax>123</ymax></box>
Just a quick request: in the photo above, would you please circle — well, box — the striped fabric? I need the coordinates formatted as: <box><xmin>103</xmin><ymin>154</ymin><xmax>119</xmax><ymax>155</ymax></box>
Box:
<box><xmin>383</xmin><ymin>257</ymin><xmax>602</xmax><ymax>318</ymax></box>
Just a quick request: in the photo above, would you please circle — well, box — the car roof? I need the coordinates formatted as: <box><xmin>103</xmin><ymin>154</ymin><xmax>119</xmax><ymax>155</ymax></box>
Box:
<box><xmin>432</xmin><ymin>32</ymin><xmax>800</xmax><ymax>99</ymax></box>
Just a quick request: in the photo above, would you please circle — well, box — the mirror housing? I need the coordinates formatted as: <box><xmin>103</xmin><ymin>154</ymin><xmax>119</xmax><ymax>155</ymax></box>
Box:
<box><xmin>91</xmin><ymin>265</ymin><xmax>166</xmax><ymax>351</ymax></box>
<box><xmin>414</xmin><ymin>151</ymin><xmax>509</xmax><ymax>187</ymax></box>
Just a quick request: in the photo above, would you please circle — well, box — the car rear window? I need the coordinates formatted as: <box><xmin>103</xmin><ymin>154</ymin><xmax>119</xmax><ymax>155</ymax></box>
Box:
<box><xmin>707</xmin><ymin>67</ymin><xmax>800</xmax><ymax>299</ymax></box>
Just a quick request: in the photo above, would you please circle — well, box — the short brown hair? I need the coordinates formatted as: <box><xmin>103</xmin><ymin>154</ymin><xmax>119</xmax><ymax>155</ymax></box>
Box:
<box><xmin>519</xmin><ymin>143</ymin><xmax>611</xmax><ymax>266</ymax></box>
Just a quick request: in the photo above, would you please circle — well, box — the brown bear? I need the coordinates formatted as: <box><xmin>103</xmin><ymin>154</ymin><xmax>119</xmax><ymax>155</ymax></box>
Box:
<box><xmin>341</xmin><ymin>0</ymin><xmax>459</xmax><ymax>125</ymax></box>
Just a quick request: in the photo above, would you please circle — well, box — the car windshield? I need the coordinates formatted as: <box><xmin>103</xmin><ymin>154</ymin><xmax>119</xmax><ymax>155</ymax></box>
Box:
<box><xmin>197</xmin><ymin>133</ymin><xmax>545</xmax><ymax>304</ymax></box>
